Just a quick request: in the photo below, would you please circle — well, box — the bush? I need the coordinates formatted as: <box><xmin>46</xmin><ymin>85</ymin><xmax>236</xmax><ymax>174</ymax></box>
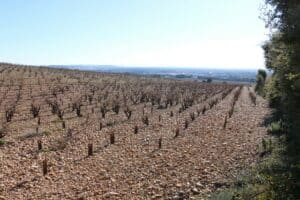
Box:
<box><xmin>264</xmin><ymin>75</ymin><xmax>282</xmax><ymax>108</ymax></box>
<box><xmin>267</xmin><ymin>121</ymin><xmax>282</xmax><ymax>135</ymax></box>
<box><xmin>0</xmin><ymin>139</ymin><xmax>6</xmax><ymax>146</ymax></box>
<box><xmin>255</xmin><ymin>69</ymin><xmax>267</xmax><ymax>96</ymax></box>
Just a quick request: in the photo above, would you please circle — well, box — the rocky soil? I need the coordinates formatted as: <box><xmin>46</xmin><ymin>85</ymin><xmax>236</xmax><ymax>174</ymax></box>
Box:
<box><xmin>0</xmin><ymin>85</ymin><xmax>270</xmax><ymax>199</ymax></box>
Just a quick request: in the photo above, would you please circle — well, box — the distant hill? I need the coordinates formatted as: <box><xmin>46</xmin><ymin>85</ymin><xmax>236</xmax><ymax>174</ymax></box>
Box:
<box><xmin>48</xmin><ymin>65</ymin><xmax>257</xmax><ymax>83</ymax></box>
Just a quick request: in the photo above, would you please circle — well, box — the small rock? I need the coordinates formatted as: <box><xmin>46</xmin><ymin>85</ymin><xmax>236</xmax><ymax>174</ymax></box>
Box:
<box><xmin>151</xmin><ymin>194</ymin><xmax>162</xmax><ymax>199</ymax></box>
<box><xmin>191</xmin><ymin>188</ymin><xmax>200</xmax><ymax>195</ymax></box>
<box><xmin>172</xmin><ymin>195</ymin><xmax>181</xmax><ymax>200</ymax></box>
<box><xmin>196</xmin><ymin>182</ymin><xmax>203</xmax><ymax>188</ymax></box>
<box><xmin>104</xmin><ymin>191</ymin><xmax>119</xmax><ymax>198</ymax></box>
<box><xmin>110</xmin><ymin>178</ymin><xmax>116</xmax><ymax>182</ymax></box>
<box><xmin>214</xmin><ymin>181</ymin><xmax>227</xmax><ymax>188</ymax></box>
<box><xmin>174</xmin><ymin>191</ymin><xmax>189</xmax><ymax>199</ymax></box>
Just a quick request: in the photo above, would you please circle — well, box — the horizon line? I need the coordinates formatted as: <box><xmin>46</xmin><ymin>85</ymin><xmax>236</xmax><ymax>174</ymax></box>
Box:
<box><xmin>0</xmin><ymin>61</ymin><xmax>263</xmax><ymax>71</ymax></box>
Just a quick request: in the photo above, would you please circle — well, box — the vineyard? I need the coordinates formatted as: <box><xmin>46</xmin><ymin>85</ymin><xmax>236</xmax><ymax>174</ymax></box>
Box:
<box><xmin>0</xmin><ymin>63</ymin><xmax>270</xmax><ymax>199</ymax></box>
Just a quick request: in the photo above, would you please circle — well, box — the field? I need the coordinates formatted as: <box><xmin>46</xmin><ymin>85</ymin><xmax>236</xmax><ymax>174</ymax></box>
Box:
<box><xmin>0</xmin><ymin>63</ymin><xmax>270</xmax><ymax>199</ymax></box>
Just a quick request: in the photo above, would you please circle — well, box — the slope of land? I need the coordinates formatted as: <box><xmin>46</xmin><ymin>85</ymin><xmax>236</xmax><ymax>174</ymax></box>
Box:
<box><xmin>0</xmin><ymin>64</ymin><xmax>270</xmax><ymax>199</ymax></box>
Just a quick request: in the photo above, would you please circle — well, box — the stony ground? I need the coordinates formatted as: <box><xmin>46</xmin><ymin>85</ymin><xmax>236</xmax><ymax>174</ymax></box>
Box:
<box><xmin>0</xmin><ymin>86</ymin><xmax>270</xmax><ymax>199</ymax></box>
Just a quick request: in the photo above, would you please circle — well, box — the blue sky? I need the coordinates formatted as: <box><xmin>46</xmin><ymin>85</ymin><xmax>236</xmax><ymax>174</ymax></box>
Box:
<box><xmin>0</xmin><ymin>0</ymin><xmax>267</xmax><ymax>69</ymax></box>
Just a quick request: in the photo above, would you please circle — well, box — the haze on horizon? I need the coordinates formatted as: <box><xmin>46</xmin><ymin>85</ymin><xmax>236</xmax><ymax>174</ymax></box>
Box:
<box><xmin>0</xmin><ymin>0</ymin><xmax>267</xmax><ymax>69</ymax></box>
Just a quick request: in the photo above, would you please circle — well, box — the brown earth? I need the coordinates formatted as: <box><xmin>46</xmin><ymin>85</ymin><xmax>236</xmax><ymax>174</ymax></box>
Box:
<box><xmin>0</xmin><ymin>65</ymin><xmax>270</xmax><ymax>199</ymax></box>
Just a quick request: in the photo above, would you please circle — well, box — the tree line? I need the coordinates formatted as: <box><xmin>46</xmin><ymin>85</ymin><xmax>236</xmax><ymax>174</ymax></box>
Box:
<box><xmin>255</xmin><ymin>0</ymin><xmax>300</xmax><ymax>198</ymax></box>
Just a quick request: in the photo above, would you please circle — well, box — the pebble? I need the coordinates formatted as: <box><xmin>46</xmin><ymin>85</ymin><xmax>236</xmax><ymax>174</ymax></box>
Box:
<box><xmin>196</xmin><ymin>182</ymin><xmax>204</xmax><ymax>188</ymax></box>
<box><xmin>191</xmin><ymin>188</ymin><xmax>200</xmax><ymax>195</ymax></box>
<box><xmin>151</xmin><ymin>194</ymin><xmax>162</xmax><ymax>199</ymax></box>
<box><xmin>104</xmin><ymin>191</ymin><xmax>119</xmax><ymax>197</ymax></box>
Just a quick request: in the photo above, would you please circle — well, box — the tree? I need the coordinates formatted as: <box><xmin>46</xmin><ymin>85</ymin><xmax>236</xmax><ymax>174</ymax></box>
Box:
<box><xmin>255</xmin><ymin>69</ymin><xmax>267</xmax><ymax>96</ymax></box>
<box><xmin>206</xmin><ymin>78</ymin><xmax>213</xmax><ymax>83</ymax></box>
<box><xmin>261</xmin><ymin>0</ymin><xmax>300</xmax><ymax>198</ymax></box>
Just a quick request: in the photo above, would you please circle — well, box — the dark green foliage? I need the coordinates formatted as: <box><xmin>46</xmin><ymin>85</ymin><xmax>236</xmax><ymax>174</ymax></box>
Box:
<box><xmin>262</xmin><ymin>138</ymin><xmax>267</xmax><ymax>152</ymax></box>
<box><xmin>261</xmin><ymin>0</ymin><xmax>300</xmax><ymax>198</ymax></box>
<box><xmin>206</xmin><ymin>78</ymin><xmax>213</xmax><ymax>83</ymax></box>
<box><xmin>264</xmin><ymin>74</ymin><xmax>282</xmax><ymax>108</ymax></box>
<box><xmin>258</xmin><ymin>69</ymin><xmax>267</xmax><ymax>80</ymax></box>
<box><xmin>267</xmin><ymin>120</ymin><xmax>283</xmax><ymax>135</ymax></box>
<box><xmin>255</xmin><ymin>69</ymin><xmax>267</xmax><ymax>96</ymax></box>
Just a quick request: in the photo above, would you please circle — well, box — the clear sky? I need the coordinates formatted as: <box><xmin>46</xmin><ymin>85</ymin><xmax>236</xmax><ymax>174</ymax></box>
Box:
<box><xmin>0</xmin><ymin>0</ymin><xmax>267</xmax><ymax>69</ymax></box>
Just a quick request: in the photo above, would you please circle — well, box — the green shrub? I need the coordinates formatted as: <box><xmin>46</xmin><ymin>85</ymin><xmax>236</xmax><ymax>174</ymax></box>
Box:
<box><xmin>212</xmin><ymin>138</ymin><xmax>282</xmax><ymax>200</ymax></box>
<box><xmin>264</xmin><ymin>75</ymin><xmax>282</xmax><ymax>108</ymax></box>
<box><xmin>0</xmin><ymin>139</ymin><xmax>6</xmax><ymax>146</ymax></box>
<box><xmin>255</xmin><ymin>69</ymin><xmax>267</xmax><ymax>96</ymax></box>
<box><xmin>262</xmin><ymin>138</ymin><xmax>268</xmax><ymax>152</ymax></box>
<box><xmin>267</xmin><ymin>121</ymin><xmax>282</xmax><ymax>135</ymax></box>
